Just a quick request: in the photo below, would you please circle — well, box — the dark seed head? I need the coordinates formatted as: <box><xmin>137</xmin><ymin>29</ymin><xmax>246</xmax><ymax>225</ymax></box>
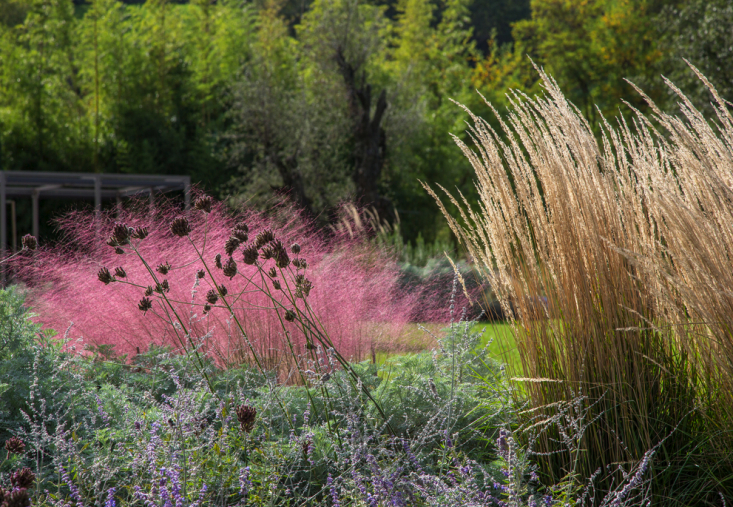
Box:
<box><xmin>145</xmin><ymin>286</ymin><xmax>154</xmax><ymax>297</ymax></box>
<box><xmin>268</xmin><ymin>267</ymin><xmax>277</xmax><ymax>278</ymax></box>
<box><xmin>225</xmin><ymin>236</ymin><xmax>240</xmax><ymax>256</ymax></box>
<box><xmin>10</xmin><ymin>468</ymin><xmax>35</xmax><ymax>489</ymax></box>
<box><xmin>272</xmin><ymin>280</ymin><xmax>281</xmax><ymax>290</ymax></box>
<box><xmin>170</xmin><ymin>217</ymin><xmax>191</xmax><ymax>237</ymax></box>
<box><xmin>218</xmin><ymin>285</ymin><xmax>228</xmax><ymax>297</ymax></box>
<box><xmin>232</xmin><ymin>223</ymin><xmax>249</xmax><ymax>242</ymax></box>
<box><xmin>131</xmin><ymin>226</ymin><xmax>149</xmax><ymax>239</ymax></box>
<box><xmin>106</xmin><ymin>236</ymin><xmax>119</xmax><ymax>247</ymax></box>
<box><xmin>215</xmin><ymin>254</ymin><xmax>223</xmax><ymax>269</ymax></box>
<box><xmin>236</xmin><ymin>405</ymin><xmax>257</xmax><ymax>433</ymax></box>
<box><xmin>255</xmin><ymin>229</ymin><xmax>275</xmax><ymax>248</ymax></box>
<box><xmin>206</xmin><ymin>289</ymin><xmax>218</xmax><ymax>305</ymax></box>
<box><xmin>242</xmin><ymin>244</ymin><xmax>259</xmax><ymax>265</ymax></box>
<box><xmin>112</xmin><ymin>222</ymin><xmax>131</xmax><ymax>245</ymax></box>
<box><xmin>115</xmin><ymin>247</ymin><xmax>125</xmax><ymax>255</ymax></box>
<box><xmin>203</xmin><ymin>304</ymin><xmax>212</xmax><ymax>314</ymax></box>
<box><xmin>156</xmin><ymin>262</ymin><xmax>171</xmax><ymax>275</ymax></box>
<box><xmin>272</xmin><ymin>241</ymin><xmax>290</xmax><ymax>269</ymax></box>
<box><xmin>138</xmin><ymin>298</ymin><xmax>153</xmax><ymax>313</ymax></box>
<box><xmin>114</xmin><ymin>267</ymin><xmax>127</xmax><ymax>278</ymax></box>
<box><xmin>234</xmin><ymin>222</ymin><xmax>249</xmax><ymax>234</ymax></box>
<box><xmin>197</xmin><ymin>269</ymin><xmax>205</xmax><ymax>279</ymax></box>
<box><xmin>291</xmin><ymin>243</ymin><xmax>301</xmax><ymax>254</ymax></box>
<box><xmin>4</xmin><ymin>437</ymin><xmax>25</xmax><ymax>455</ymax></box>
<box><xmin>194</xmin><ymin>196</ymin><xmax>213</xmax><ymax>213</ymax></box>
<box><xmin>292</xmin><ymin>258</ymin><xmax>307</xmax><ymax>270</ymax></box>
<box><xmin>1</xmin><ymin>486</ymin><xmax>30</xmax><ymax>507</ymax></box>
<box><xmin>223</xmin><ymin>257</ymin><xmax>237</xmax><ymax>279</ymax></box>
<box><xmin>284</xmin><ymin>309</ymin><xmax>296</xmax><ymax>322</ymax></box>
<box><xmin>21</xmin><ymin>234</ymin><xmax>37</xmax><ymax>251</ymax></box>
<box><xmin>155</xmin><ymin>280</ymin><xmax>170</xmax><ymax>294</ymax></box>
<box><xmin>98</xmin><ymin>267</ymin><xmax>113</xmax><ymax>285</ymax></box>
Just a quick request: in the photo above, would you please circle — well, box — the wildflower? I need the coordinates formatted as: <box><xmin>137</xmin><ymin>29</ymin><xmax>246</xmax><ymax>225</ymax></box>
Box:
<box><xmin>223</xmin><ymin>257</ymin><xmax>238</xmax><ymax>279</ymax></box>
<box><xmin>98</xmin><ymin>267</ymin><xmax>114</xmax><ymax>285</ymax></box>
<box><xmin>112</xmin><ymin>222</ymin><xmax>131</xmax><ymax>245</ymax></box>
<box><xmin>268</xmin><ymin>267</ymin><xmax>277</xmax><ymax>278</ymax></box>
<box><xmin>194</xmin><ymin>196</ymin><xmax>213</xmax><ymax>213</ymax></box>
<box><xmin>254</xmin><ymin>229</ymin><xmax>275</xmax><ymax>248</ymax></box>
<box><xmin>170</xmin><ymin>217</ymin><xmax>191</xmax><ymax>237</ymax></box>
<box><xmin>295</xmin><ymin>275</ymin><xmax>313</xmax><ymax>298</ymax></box>
<box><xmin>284</xmin><ymin>309</ymin><xmax>296</xmax><ymax>322</ymax></box>
<box><xmin>138</xmin><ymin>298</ymin><xmax>153</xmax><ymax>314</ymax></box>
<box><xmin>144</xmin><ymin>286</ymin><xmax>154</xmax><ymax>297</ymax></box>
<box><xmin>197</xmin><ymin>269</ymin><xmax>205</xmax><ymax>279</ymax></box>
<box><xmin>114</xmin><ymin>267</ymin><xmax>126</xmax><ymax>278</ymax></box>
<box><xmin>272</xmin><ymin>280</ymin><xmax>281</xmax><ymax>290</ymax></box>
<box><xmin>4</xmin><ymin>437</ymin><xmax>25</xmax><ymax>455</ymax></box>
<box><xmin>260</xmin><ymin>243</ymin><xmax>275</xmax><ymax>260</ymax></box>
<box><xmin>10</xmin><ymin>468</ymin><xmax>35</xmax><ymax>489</ymax></box>
<box><xmin>218</xmin><ymin>285</ymin><xmax>228</xmax><ymax>297</ymax></box>
<box><xmin>206</xmin><ymin>290</ymin><xmax>219</xmax><ymax>305</ymax></box>
<box><xmin>225</xmin><ymin>236</ymin><xmax>240</xmax><ymax>256</ymax></box>
<box><xmin>215</xmin><ymin>253</ymin><xmax>223</xmax><ymax>269</ymax></box>
<box><xmin>155</xmin><ymin>280</ymin><xmax>170</xmax><ymax>294</ymax></box>
<box><xmin>131</xmin><ymin>226</ymin><xmax>149</xmax><ymax>239</ymax></box>
<box><xmin>21</xmin><ymin>234</ymin><xmax>37</xmax><ymax>251</ymax></box>
<box><xmin>273</xmin><ymin>241</ymin><xmax>290</xmax><ymax>268</ymax></box>
<box><xmin>242</xmin><ymin>244</ymin><xmax>259</xmax><ymax>265</ymax></box>
<box><xmin>203</xmin><ymin>304</ymin><xmax>212</xmax><ymax>314</ymax></box>
<box><xmin>232</xmin><ymin>222</ymin><xmax>249</xmax><ymax>242</ymax></box>
<box><xmin>134</xmin><ymin>421</ymin><xmax>142</xmax><ymax>431</ymax></box>
<box><xmin>156</xmin><ymin>262</ymin><xmax>171</xmax><ymax>275</ymax></box>
<box><xmin>292</xmin><ymin>258</ymin><xmax>307</xmax><ymax>269</ymax></box>
<box><xmin>115</xmin><ymin>247</ymin><xmax>124</xmax><ymax>255</ymax></box>
<box><xmin>236</xmin><ymin>405</ymin><xmax>257</xmax><ymax>433</ymax></box>
<box><xmin>291</xmin><ymin>243</ymin><xmax>301</xmax><ymax>254</ymax></box>
<box><xmin>0</xmin><ymin>487</ymin><xmax>30</xmax><ymax>507</ymax></box>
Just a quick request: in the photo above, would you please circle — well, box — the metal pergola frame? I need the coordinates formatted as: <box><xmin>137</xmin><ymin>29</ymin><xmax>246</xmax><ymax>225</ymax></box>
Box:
<box><xmin>0</xmin><ymin>171</ymin><xmax>191</xmax><ymax>252</ymax></box>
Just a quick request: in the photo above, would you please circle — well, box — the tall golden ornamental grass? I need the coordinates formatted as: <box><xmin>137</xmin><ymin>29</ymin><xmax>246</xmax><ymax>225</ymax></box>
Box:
<box><xmin>426</xmin><ymin>64</ymin><xmax>733</xmax><ymax>503</ymax></box>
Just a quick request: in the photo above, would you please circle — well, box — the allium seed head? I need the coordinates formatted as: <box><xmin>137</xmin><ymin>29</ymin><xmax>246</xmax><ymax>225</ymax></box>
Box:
<box><xmin>170</xmin><ymin>217</ymin><xmax>191</xmax><ymax>237</ymax></box>
<box><xmin>197</xmin><ymin>269</ymin><xmax>205</xmax><ymax>279</ymax></box>
<box><xmin>242</xmin><ymin>244</ymin><xmax>259</xmax><ymax>265</ymax></box>
<box><xmin>4</xmin><ymin>437</ymin><xmax>25</xmax><ymax>455</ymax></box>
<box><xmin>138</xmin><ymin>298</ymin><xmax>153</xmax><ymax>313</ymax></box>
<box><xmin>236</xmin><ymin>405</ymin><xmax>257</xmax><ymax>433</ymax></box>
<box><xmin>215</xmin><ymin>254</ymin><xmax>223</xmax><ymax>269</ymax></box>
<box><xmin>225</xmin><ymin>236</ymin><xmax>240</xmax><ymax>256</ymax></box>
<box><xmin>291</xmin><ymin>243</ymin><xmax>301</xmax><ymax>254</ymax></box>
<box><xmin>206</xmin><ymin>290</ymin><xmax>218</xmax><ymax>305</ymax></box>
<box><xmin>21</xmin><ymin>234</ymin><xmax>37</xmax><ymax>251</ymax></box>
<box><xmin>156</xmin><ymin>262</ymin><xmax>171</xmax><ymax>275</ymax></box>
<box><xmin>223</xmin><ymin>257</ymin><xmax>238</xmax><ymax>279</ymax></box>
<box><xmin>98</xmin><ymin>267</ymin><xmax>113</xmax><ymax>285</ymax></box>
<box><xmin>10</xmin><ymin>468</ymin><xmax>35</xmax><ymax>489</ymax></box>
<box><xmin>255</xmin><ymin>229</ymin><xmax>275</xmax><ymax>248</ymax></box>
<box><xmin>114</xmin><ymin>267</ymin><xmax>126</xmax><ymax>278</ymax></box>
<box><xmin>194</xmin><ymin>196</ymin><xmax>213</xmax><ymax>213</ymax></box>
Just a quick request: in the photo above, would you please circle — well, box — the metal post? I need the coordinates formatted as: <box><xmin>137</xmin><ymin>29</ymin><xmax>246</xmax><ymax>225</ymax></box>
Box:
<box><xmin>32</xmin><ymin>190</ymin><xmax>40</xmax><ymax>239</ymax></box>
<box><xmin>0</xmin><ymin>172</ymin><xmax>6</xmax><ymax>256</ymax></box>
<box><xmin>183</xmin><ymin>177</ymin><xmax>191</xmax><ymax>211</ymax></box>
<box><xmin>9</xmin><ymin>200</ymin><xmax>16</xmax><ymax>252</ymax></box>
<box><xmin>94</xmin><ymin>175</ymin><xmax>102</xmax><ymax>213</ymax></box>
<box><xmin>1</xmin><ymin>172</ymin><xmax>6</xmax><ymax>285</ymax></box>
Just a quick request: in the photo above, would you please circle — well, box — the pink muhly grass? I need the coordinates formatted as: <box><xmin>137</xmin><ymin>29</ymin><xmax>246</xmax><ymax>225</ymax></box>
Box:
<box><xmin>8</xmin><ymin>196</ymin><xmax>463</xmax><ymax>368</ymax></box>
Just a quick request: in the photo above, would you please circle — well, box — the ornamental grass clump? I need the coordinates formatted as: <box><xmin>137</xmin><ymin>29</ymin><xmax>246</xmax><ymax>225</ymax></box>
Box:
<box><xmin>426</xmin><ymin>64</ymin><xmax>733</xmax><ymax>503</ymax></box>
<box><xmin>8</xmin><ymin>197</ymin><xmax>448</xmax><ymax>374</ymax></box>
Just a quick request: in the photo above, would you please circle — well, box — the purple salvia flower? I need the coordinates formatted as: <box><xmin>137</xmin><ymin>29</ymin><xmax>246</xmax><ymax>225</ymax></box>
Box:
<box><xmin>444</xmin><ymin>430</ymin><xmax>453</xmax><ymax>448</ymax></box>
<box><xmin>327</xmin><ymin>475</ymin><xmax>340</xmax><ymax>507</ymax></box>
<box><xmin>60</xmin><ymin>466</ymin><xmax>86</xmax><ymax>507</ymax></box>
<box><xmin>95</xmin><ymin>394</ymin><xmax>110</xmax><ymax>427</ymax></box>
<box><xmin>105</xmin><ymin>487</ymin><xmax>116</xmax><ymax>507</ymax></box>
<box><xmin>239</xmin><ymin>467</ymin><xmax>252</xmax><ymax>498</ymax></box>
